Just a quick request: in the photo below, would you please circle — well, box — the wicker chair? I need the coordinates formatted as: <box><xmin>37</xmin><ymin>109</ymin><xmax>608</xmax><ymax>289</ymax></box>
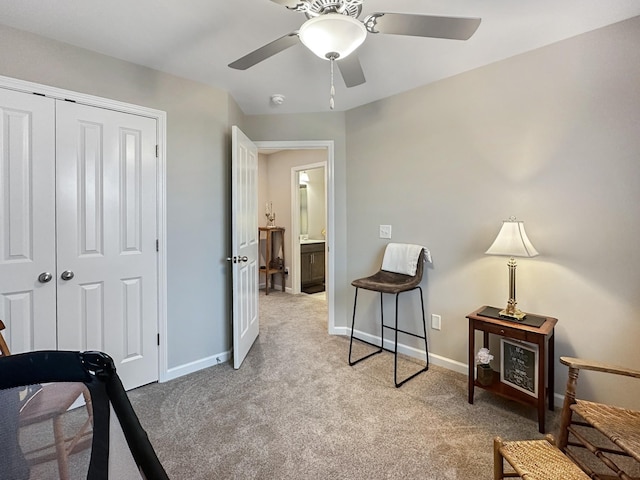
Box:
<box><xmin>494</xmin><ymin>434</ymin><xmax>590</xmax><ymax>479</ymax></box>
<box><xmin>557</xmin><ymin>356</ymin><xmax>640</xmax><ymax>479</ymax></box>
<box><xmin>348</xmin><ymin>243</ymin><xmax>429</xmax><ymax>387</ymax></box>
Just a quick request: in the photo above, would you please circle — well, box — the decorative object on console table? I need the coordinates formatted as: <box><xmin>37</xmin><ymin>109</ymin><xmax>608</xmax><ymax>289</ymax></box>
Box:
<box><xmin>477</xmin><ymin>305</ymin><xmax>546</xmax><ymax>329</ymax></box>
<box><xmin>476</xmin><ymin>347</ymin><xmax>494</xmax><ymax>386</ymax></box>
<box><xmin>265</xmin><ymin>201</ymin><xmax>276</xmax><ymax>227</ymax></box>
<box><xmin>485</xmin><ymin>216</ymin><xmax>539</xmax><ymax>320</ymax></box>
<box><xmin>500</xmin><ymin>339</ymin><xmax>539</xmax><ymax>397</ymax></box>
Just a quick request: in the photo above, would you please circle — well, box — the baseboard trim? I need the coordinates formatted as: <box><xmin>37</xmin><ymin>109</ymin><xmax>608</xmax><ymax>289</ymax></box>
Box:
<box><xmin>344</xmin><ymin>328</ymin><xmax>563</xmax><ymax>406</ymax></box>
<box><xmin>163</xmin><ymin>351</ymin><xmax>230</xmax><ymax>382</ymax></box>
<box><xmin>347</xmin><ymin>328</ymin><xmax>468</xmax><ymax>374</ymax></box>
<box><xmin>162</xmin><ymin>330</ymin><xmax>564</xmax><ymax>407</ymax></box>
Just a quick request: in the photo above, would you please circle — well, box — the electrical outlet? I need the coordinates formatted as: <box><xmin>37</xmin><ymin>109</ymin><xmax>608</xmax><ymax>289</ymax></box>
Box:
<box><xmin>431</xmin><ymin>314</ymin><xmax>441</xmax><ymax>330</ymax></box>
<box><xmin>379</xmin><ymin>225</ymin><xmax>392</xmax><ymax>239</ymax></box>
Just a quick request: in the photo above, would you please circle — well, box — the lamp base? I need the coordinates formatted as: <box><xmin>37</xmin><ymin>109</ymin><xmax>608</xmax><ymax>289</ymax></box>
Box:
<box><xmin>499</xmin><ymin>305</ymin><xmax>527</xmax><ymax>320</ymax></box>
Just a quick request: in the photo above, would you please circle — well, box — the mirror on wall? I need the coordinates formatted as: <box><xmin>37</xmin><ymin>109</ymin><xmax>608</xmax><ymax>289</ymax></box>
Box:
<box><xmin>298</xmin><ymin>168</ymin><xmax>325</xmax><ymax>241</ymax></box>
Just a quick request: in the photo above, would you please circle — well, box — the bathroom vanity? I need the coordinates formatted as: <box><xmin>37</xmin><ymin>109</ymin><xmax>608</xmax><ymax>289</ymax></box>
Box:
<box><xmin>300</xmin><ymin>240</ymin><xmax>325</xmax><ymax>293</ymax></box>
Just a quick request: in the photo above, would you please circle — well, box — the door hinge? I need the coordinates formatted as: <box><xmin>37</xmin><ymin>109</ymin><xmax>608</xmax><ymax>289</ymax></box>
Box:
<box><xmin>155</xmin><ymin>145</ymin><xmax>159</xmax><ymax>158</ymax></box>
<box><xmin>156</xmin><ymin>239</ymin><xmax>159</xmax><ymax>252</ymax></box>
<box><xmin>157</xmin><ymin>333</ymin><xmax>160</xmax><ymax>346</ymax></box>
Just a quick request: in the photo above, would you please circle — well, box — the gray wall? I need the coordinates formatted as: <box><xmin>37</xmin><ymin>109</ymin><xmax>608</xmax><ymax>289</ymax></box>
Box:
<box><xmin>0</xmin><ymin>24</ymin><xmax>236</xmax><ymax>370</ymax></box>
<box><xmin>344</xmin><ymin>16</ymin><xmax>640</xmax><ymax>407</ymax></box>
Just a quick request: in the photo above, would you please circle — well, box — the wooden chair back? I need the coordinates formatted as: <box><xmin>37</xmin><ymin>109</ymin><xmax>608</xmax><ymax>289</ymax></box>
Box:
<box><xmin>0</xmin><ymin>319</ymin><xmax>10</xmax><ymax>356</ymax></box>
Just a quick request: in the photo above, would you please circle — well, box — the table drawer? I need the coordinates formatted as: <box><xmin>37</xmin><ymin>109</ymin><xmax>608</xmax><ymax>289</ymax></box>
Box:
<box><xmin>480</xmin><ymin>321</ymin><xmax>529</xmax><ymax>342</ymax></box>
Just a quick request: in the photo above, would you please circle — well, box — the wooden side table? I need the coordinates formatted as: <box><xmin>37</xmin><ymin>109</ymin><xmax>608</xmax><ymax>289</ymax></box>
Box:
<box><xmin>467</xmin><ymin>306</ymin><xmax>557</xmax><ymax>433</ymax></box>
<box><xmin>259</xmin><ymin>227</ymin><xmax>285</xmax><ymax>295</ymax></box>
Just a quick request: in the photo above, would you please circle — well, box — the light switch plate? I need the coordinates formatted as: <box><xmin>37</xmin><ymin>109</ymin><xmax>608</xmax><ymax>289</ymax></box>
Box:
<box><xmin>379</xmin><ymin>225</ymin><xmax>392</xmax><ymax>239</ymax></box>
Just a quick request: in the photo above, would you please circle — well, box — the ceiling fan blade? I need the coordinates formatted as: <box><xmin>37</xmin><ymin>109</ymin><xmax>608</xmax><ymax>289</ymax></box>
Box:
<box><xmin>269</xmin><ymin>0</ymin><xmax>303</xmax><ymax>7</ymax></box>
<box><xmin>337</xmin><ymin>54</ymin><xmax>366</xmax><ymax>88</ymax></box>
<box><xmin>228</xmin><ymin>33</ymin><xmax>299</xmax><ymax>70</ymax></box>
<box><xmin>364</xmin><ymin>13</ymin><xmax>481</xmax><ymax>40</ymax></box>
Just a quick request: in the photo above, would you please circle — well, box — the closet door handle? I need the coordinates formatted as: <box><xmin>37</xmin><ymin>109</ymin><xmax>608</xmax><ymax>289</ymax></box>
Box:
<box><xmin>61</xmin><ymin>270</ymin><xmax>75</xmax><ymax>281</ymax></box>
<box><xmin>38</xmin><ymin>272</ymin><xmax>53</xmax><ymax>283</ymax></box>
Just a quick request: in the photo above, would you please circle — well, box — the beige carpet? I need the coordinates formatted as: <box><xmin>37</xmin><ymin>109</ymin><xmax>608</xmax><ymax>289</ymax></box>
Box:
<box><xmin>128</xmin><ymin>291</ymin><xmax>559</xmax><ymax>479</ymax></box>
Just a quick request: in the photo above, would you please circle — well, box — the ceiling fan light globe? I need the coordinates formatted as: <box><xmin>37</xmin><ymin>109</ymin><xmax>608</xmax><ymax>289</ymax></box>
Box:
<box><xmin>299</xmin><ymin>13</ymin><xmax>367</xmax><ymax>60</ymax></box>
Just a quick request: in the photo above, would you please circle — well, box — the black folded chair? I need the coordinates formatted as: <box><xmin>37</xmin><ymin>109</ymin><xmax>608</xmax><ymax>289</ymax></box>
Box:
<box><xmin>0</xmin><ymin>350</ymin><xmax>169</xmax><ymax>480</ymax></box>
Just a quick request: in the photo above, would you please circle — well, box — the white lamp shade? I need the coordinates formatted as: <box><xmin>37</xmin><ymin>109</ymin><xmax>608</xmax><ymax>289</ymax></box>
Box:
<box><xmin>299</xmin><ymin>171</ymin><xmax>310</xmax><ymax>185</ymax></box>
<box><xmin>485</xmin><ymin>220</ymin><xmax>539</xmax><ymax>258</ymax></box>
<box><xmin>299</xmin><ymin>13</ymin><xmax>367</xmax><ymax>60</ymax></box>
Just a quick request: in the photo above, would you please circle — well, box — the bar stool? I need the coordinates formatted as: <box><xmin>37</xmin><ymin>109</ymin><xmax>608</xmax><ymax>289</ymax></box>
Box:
<box><xmin>348</xmin><ymin>243</ymin><xmax>430</xmax><ymax>387</ymax></box>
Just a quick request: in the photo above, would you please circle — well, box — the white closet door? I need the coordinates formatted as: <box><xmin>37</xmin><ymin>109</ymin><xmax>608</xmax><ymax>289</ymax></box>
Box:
<box><xmin>55</xmin><ymin>101</ymin><xmax>159</xmax><ymax>390</ymax></box>
<box><xmin>0</xmin><ymin>89</ymin><xmax>57</xmax><ymax>353</ymax></box>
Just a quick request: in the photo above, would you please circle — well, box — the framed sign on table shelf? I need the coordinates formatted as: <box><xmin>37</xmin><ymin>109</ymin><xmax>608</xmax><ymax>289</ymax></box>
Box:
<box><xmin>500</xmin><ymin>339</ymin><xmax>539</xmax><ymax>397</ymax></box>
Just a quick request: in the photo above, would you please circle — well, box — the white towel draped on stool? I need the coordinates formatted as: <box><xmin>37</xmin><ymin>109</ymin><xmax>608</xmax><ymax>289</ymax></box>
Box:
<box><xmin>381</xmin><ymin>243</ymin><xmax>432</xmax><ymax>276</ymax></box>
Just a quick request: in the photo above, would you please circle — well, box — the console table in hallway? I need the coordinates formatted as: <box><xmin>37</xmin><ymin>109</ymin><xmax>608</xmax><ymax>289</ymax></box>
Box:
<box><xmin>259</xmin><ymin>227</ymin><xmax>285</xmax><ymax>295</ymax></box>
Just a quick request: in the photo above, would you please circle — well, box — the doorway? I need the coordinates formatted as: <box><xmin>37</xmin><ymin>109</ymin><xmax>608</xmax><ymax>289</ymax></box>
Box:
<box><xmin>255</xmin><ymin>141</ymin><xmax>334</xmax><ymax>333</ymax></box>
<box><xmin>293</xmin><ymin>164</ymin><xmax>326</xmax><ymax>295</ymax></box>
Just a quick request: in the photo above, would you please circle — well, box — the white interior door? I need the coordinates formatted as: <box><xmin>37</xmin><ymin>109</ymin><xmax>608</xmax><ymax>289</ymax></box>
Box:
<box><xmin>231</xmin><ymin>126</ymin><xmax>259</xmax><ymax>369</ymax></box>
<box><xmin>0</xmin><ymin>89</ymin><xmax>57</xmax><ymax>352</ymax></box>
<box><xmin>55</xmin><ymin>101</ymin><xmax>159</xmax><ymax>390</ymax></box>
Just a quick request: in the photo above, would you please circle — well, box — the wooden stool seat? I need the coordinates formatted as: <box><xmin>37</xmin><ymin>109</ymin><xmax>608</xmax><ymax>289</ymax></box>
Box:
<box><xmin>19</xmin><ymin>383</ymin><xmax>87</xmax><ymax>425</ymax></box>
<box><xmin>494</xmin><ymin>435</ymin><xmax>590</xmax><ymax>480</ymax></box>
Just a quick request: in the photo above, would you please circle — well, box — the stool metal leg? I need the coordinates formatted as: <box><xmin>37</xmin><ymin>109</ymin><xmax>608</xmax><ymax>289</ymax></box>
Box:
<box><xmin>348</xmin><ymin>287</ymin><xmax>383</xmax><ymax>366</ymax></box>
<box><xmin>419</xmin><ymin>286</ymin><xmax>429</xmax><ymax>370</ymax></box>
<box><xmin>349</xmin><ymin>285</ymin><xmax>429</xmax><ymax>387</ymax></box>
<box><xmin>392</xmin><ymin>286</ymin><xmax>429</xmax><ymax>388</ymax></box>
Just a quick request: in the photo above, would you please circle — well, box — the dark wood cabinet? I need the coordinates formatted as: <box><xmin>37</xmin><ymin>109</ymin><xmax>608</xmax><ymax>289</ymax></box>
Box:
<box><xmin>300</xmin><ymin>242</ymin><xmax>325</xmax><ymax>291</ymax></box>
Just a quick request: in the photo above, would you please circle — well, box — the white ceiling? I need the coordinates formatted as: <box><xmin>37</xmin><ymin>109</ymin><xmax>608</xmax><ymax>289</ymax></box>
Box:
<box><xmin>2</xmin><ymin>0</ymin><xmax>639</xmax><ymax>115</ymax></box>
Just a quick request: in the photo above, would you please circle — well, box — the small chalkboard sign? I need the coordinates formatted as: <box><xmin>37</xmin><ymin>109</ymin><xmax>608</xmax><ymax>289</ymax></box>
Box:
<box><xmin>500</xmin><ymin>339</ymin><xmax>538</xmax><ymax>397</ymax></box>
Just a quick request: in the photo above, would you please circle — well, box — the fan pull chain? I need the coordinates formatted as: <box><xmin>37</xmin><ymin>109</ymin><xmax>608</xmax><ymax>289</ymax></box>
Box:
<box><xmin>329</xmin><ymin>56</ymin><xmax>335</xmax><ymax>110</ymax></box>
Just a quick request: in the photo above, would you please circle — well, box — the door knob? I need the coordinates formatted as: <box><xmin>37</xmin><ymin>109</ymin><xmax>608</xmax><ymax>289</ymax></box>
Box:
<box><xmin>38</xmin><ymin>272</ymin><xmax>53</xmax><ymax>283</ymax></box>
<box><xmin>226</xmin><ymin>256</ymin><xmax>248</xmax><ymax>263</ymax></box>
<box><xmin>61</xmin><ymin>270</ymin><xmax>75</xmax><ymax>281</ymax></box>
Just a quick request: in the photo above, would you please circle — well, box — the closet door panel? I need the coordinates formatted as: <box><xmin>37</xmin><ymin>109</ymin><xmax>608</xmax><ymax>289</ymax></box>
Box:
<box><xmin>0</xmin><ymin>89</ymin><xmax>56</xmax><ymax>352</ymax></box>
<box><xmin>56</xmin><ymin>101</ymin><xmax>159</xmax><ymax>390</ymax></box>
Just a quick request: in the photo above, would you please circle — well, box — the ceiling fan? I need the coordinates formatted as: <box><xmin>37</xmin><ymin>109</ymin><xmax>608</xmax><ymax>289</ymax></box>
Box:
<box><xmin>229</xmin><ymin>0</ymin><xmax>481</xmax><ymax>108</ymax></box>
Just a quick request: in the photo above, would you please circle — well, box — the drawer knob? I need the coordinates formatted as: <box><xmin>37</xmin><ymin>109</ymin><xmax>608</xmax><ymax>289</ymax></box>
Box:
<box><xmin>500</xmin><ymin>329</ymin><xmax>505</xmax><ymax>335</ymax></box>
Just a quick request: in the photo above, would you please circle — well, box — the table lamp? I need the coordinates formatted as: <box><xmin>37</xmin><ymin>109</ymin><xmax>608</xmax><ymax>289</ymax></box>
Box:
<box><xmin>485</xmin><ymin>217</ymin><xmax>538</xmax><ymax>320</ymax></box>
